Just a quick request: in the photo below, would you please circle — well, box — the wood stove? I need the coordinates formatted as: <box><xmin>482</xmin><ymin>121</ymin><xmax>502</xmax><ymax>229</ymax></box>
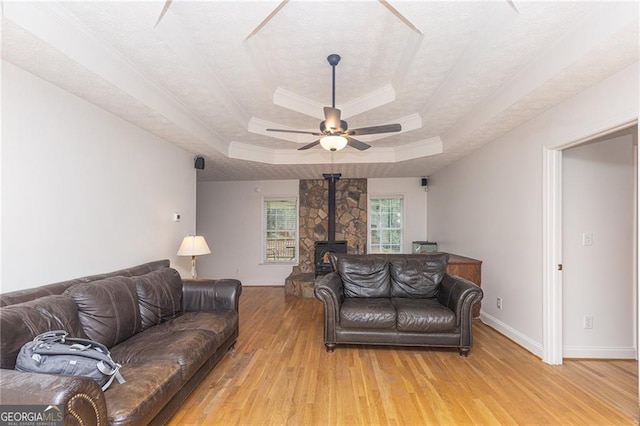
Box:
<box><xmin>313</xmin><ymin>173</ymin><xmax>346</xmax><ymax>276</ymax></box>
<box><xmin>314</xmin><ymin>240</ymin><xmax>347</xmax><ymax>276</ymax></box>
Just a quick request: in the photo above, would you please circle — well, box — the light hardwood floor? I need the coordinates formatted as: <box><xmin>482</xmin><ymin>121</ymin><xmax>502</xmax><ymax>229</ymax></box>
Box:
<box><xmin>168</xmin><ymin>287</ymin><xmax>638</xmax><ymax>425</ymax></box>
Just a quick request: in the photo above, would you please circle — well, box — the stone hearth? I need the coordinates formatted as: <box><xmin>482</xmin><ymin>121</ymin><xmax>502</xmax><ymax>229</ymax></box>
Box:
<box><xmin>286</xmin><ymin>177</ymin><xmax>367</xmax><ymax>298</ymax></box>
<box><xmin>284</xmin><ymin>273</ymin><xmax>317</xmax><ymax>298</ymax></box>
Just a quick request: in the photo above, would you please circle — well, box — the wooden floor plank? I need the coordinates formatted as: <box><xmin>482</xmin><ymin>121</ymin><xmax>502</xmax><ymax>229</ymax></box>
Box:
<box><xmin>168</xmin><ymin>287</ymin><xmax>637</xmax><ymax>425</ymax></box>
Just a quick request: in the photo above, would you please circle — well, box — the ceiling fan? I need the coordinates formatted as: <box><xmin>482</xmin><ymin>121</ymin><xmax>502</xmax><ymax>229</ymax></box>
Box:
<box><xmin>266</xmin><ymin>54</ymin><xmax>402</xmax><ymax>151</ymax></box>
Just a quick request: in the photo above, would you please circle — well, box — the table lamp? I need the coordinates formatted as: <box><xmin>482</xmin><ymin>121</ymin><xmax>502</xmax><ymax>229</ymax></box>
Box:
<box><xmin>177</xmin><ymin>235</ymin><xmax>211</xmax><ymax>279</ymax></box>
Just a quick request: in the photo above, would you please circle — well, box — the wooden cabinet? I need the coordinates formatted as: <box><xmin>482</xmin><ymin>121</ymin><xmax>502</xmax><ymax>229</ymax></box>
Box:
<box><xmin>446</xmin><ymin>253</ymin><xmax>482</xmax><ymax>318</ymax></box>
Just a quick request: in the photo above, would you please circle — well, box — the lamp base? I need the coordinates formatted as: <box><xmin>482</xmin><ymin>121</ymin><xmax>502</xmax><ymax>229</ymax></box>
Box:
<box><xmin>190</xmin><ymin>256</ymin><xmax>198</xmax><ymax>279</ymax></box>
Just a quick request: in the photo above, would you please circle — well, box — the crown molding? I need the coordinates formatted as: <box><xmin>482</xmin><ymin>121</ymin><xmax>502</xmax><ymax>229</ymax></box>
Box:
<box><xmin>228</xmin><ymin>136</ymin><xmax>442</xmax><ymax>164</ymax></box>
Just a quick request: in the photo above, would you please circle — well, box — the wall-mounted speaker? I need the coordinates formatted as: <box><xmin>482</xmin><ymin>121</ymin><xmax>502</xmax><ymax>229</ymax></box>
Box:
<box><xmin>194</xmin><ymin>156</ymin><xmax>205</xmax><ymax>170</ymax></box>
<box><xmin>421</xmin><ymin>177</ymin><xmax>428</xmax><ymax>187</ymax></box>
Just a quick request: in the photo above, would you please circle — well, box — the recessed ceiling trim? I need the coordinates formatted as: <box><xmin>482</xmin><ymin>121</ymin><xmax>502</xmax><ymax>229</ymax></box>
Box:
<box><xmin>340</xmin><ymin>84</ymin><xmax>396</xmax><ymax>119</ymax></box>
<box><xmin>391</xmin><ymin>30</ymin><xmax>424</xmax><ymax>92</ymax></box>
<box><xmin>154</xmin><ymin>7</ymin><xmax>249</xmax><ymax>127</ymax></box>
<box><xmin>393</xmin><ymin>137</ymin><xmax>443</xmax><ymax>162</ymax></box>
<box><xmin>379</xmin><ymin>0</ymin><xmax>422</xmax><ymax>35</ymax></box>
<box><xmin>273</xmin><ymin>87</ymin><xmax>325</xmax><ymax>120</ymax></box>
<box><xmin>442</xmin><ymin>1</ymin><xmax>638</xmax><ymax>150</ymax></box>
<box><xmin>420</xmin><ymin>1</ymin><xmax>514</xmax><ymax>127</ymax></box>
<box><xmin>273</xmin><ymin>84</ymin><xmax>397</xmax><ymax>121</ymax></box>
<box><xmin>245</xmin><ymin>0</ymin><xmax>289</xmax><ymax>41</ymax></box>
<box><xmin>228</xmin><ymin>136</ymin><xmax>442</xmax><ymax>165</ymax></box>
<box><xmin>3</xmin><ymin>1</ymin><xmax>230</xmax><ymax>154</ymax></box>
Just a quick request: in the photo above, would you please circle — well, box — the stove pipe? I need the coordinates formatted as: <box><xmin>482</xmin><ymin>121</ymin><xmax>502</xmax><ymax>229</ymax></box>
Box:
<box><xmin>323</xmin><ymin>173</ymin><xmax>341</xmax><ymax>241</ymax></box>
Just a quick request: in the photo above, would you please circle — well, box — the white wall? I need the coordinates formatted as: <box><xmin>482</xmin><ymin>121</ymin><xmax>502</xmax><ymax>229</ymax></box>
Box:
<box><xmin>196</xmin><ymin>180</ymin><xmax>298</xmax><ymax>285</ymax></box>
<box><xmin>427</xmin><ymin>62</ymin><xmax>639</xmax><ymax>357</ymax></box>
<box><xmin>1</xmin><ymin>61</ymin><xmax>197</xmax><ymax>291</ymax></box>
<box><xmin>197</xmin><ymin>177</ymin><xmax>429</xmax><ymax>285</ymax></box>
<box><xmin>562</xmin><ymin>134</ymin><xmax>635</xmax><ymax>358</ymax></box>
<box><xmin>368</xmin><ymin>178</ymin><xmax>428</xmax><ymax>253</ymax></box>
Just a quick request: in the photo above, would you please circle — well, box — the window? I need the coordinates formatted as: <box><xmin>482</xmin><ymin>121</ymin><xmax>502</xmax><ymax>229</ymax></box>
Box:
<box><xmin>263</xmin><ymin>198</ymin><xmax>298</xmax><ymax>262</ymax></box>
<box><xmin>369</xmin><ymin>196</ymin><xmax>403</xmax><ymax>253</ymax></box>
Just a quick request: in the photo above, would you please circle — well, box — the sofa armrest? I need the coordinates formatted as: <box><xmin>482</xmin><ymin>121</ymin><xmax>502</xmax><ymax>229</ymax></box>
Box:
<box><xmin>314</xmin><ymin>272</ymin><xmax>344</xmax><ymax>309</ymax></box>
<box><xmin>182</xmin><ymin>278</ymin><xmax>242</xmax><ymax>313</ymax></box>
<box><xmin>438</xmin><ymin>274</ymin><xmax>483</xmax><ymax>326</ymax></box>
<box><xmin>0</xmin><ymin>369</ymin><xmax>107</xmax><ymax>425</ymax></box>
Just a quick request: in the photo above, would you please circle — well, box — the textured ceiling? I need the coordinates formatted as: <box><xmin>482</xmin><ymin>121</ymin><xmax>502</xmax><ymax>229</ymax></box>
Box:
<box><xmin>2</xmin><ymin>1</ymin><xmax>638</xmax><ymax>181</ymax></box>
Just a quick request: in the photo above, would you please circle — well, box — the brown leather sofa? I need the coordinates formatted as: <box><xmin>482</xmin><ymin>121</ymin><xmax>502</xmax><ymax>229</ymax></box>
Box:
<box><xmin>314</xmin><ymin>253</ymin><xmax>482</xmax><ymax>356</ymax></box>
<box><xmin>0</xmin><ymin>260</ymin><xmax>241</xmax><ymax>425</ymax></box>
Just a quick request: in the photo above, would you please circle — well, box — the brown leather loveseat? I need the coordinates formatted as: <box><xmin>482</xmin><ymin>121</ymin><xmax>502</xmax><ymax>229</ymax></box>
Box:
<box><xmin>314</xmin><ymin>253</ymin><xmax>482</xmax><ymax>356</ymax></box>
<box><xmin>0</xmin><ymin>260</ymin><xmax>241</xmax><ymax>425</ymax></box>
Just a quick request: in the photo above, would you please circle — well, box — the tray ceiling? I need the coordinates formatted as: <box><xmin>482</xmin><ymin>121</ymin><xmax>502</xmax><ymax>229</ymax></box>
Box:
<box><xmin>2</xmin><ymin>1</ymin><xmax>638</xmax><ymax>181</ymax></box>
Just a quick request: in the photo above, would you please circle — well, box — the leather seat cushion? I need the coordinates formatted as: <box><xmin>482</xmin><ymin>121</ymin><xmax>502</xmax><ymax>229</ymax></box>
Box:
<box><xmin>104</xmin><ymin>361</ymin><xmax>183</xmax><ymax>426</ymax></box>
<box><xmin>147</xmin><ymin>311</ymin><xmax>238</xmax><ymax>344</ymax></box>
<box><xmin>389</xmin><ymin>253</ymin><xmax>449</xmax><ymax>298</ymax></box>
<box><xmin>340</xmin><ymin>298</ymin><xmax>396</xmax><ymax>329</ymax></box>
<box><xmin>64</xmin><ymin>276</ymin><xmax>142</xmax><ymax>347</ymax></box>
<box><xmin>334</xmin><ymin>255</ymin><xmax>391</xmax><ymax>298</ymax></box>
<box><xmin>109</xmin><ymin>329</ymin><xmax>218</xmax><ymax>381</ymax></box>
<box><xmin>133</xmin><ymin>268</ymin><xmax>183</xmax><ymax>330</ymax></box>
<box><xmin>393</xmin><ymin>298</ymin><xmax>456</xmax><ymax>332</ymax></box>
<box><xmin>0</xmin><ymin>295</ymin><xmax>86</xmax><ymax>369</ymax></box>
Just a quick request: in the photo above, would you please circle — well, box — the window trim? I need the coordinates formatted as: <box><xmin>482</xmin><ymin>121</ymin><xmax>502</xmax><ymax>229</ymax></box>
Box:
<box><xmin>262</xmin><ymin>196</ymin><xmax>299</xmax><ymax>264</ymax></box>
<box><xmin>367</xmin><ymin>194</ymin><xmax>405</xmax><ymax>254</ymax></box>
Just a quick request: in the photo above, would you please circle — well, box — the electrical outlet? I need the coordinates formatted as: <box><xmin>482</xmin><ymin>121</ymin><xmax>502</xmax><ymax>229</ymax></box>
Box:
<box><xmin>582</xmin><ymin>232</ymin><xmax>593</xmax><ymax>246</ymax></box>
<box><xmin>497</xmin><ymin>297</ymin><xmax>503</xmax><ymax>310</ymax></box>
<box><xmin>583</xmin><ymin>316</ymin><xmax>594</xmax><ymax>329</ymax></box>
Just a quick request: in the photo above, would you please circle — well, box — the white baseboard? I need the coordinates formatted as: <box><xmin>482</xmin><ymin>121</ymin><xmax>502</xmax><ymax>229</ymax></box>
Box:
<box><xmin>480</xmin><ymin>312</ymin><xmax>637</xmax><ymax>360</ymax></box>
<box><xmin>480</xmin><ymin>312</ymin><xmax>544</xmax><ymax>358</ymax></box>
<box><xmin>563</xmin><ymin>346</ymin><xmax>637</xmax><ymax>359</ymax></box>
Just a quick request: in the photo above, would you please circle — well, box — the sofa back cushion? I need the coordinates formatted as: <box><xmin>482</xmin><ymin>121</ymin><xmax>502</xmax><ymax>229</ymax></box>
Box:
<box><xmin>0</xmin><ymin>260</ymin><xmax>171</xmax><ymax>307</ymax></box>
<box><xmin>389</xmin><ymin>253</ymin><xmax>449</xmax><ymax>298</ymax></box>
<box><xmin>134</xmin><ymin>268</ymin><xmax>183</xmax><ymax>330</ymax></box>
<box><xmin>333</xmin><ymin>255</ymin><xmax>391</xmax><ymax>298</ymax></box>
<box><xmin>64</xmin><ymin>276</ymin><xmax>141</xmax><ymax>347</ymax></box>
<box><xmin>0</xmin><ymin>295</ymin><xmax>86</xmax><ymax>369</ymax></box>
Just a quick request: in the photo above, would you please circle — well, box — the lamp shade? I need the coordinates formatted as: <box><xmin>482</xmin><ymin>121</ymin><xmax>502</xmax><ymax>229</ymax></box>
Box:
<box><xmin>177</xmin><ymin>235</ymin><xmax>211</xmax><ymax>256</ymax></box>
<box><xmin>320</xmin><ymin>135</ymin><xmax>348</xmax><ymax>151</ymax></box>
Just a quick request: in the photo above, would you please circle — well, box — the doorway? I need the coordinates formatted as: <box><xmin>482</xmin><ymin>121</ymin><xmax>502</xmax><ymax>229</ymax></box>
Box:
<box><xmin>543</xmin><ymin>123</ymin><xmax>638</xmax><ymax>365</ymax></box>
<box><xmin>561</xmin><ymin>130</ymin><xmax>636</xmax><ymax>358</ymax></box>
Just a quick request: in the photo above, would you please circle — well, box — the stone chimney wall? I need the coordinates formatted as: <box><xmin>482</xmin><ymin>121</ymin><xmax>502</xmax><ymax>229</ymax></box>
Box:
<box><xmin>295</xmin><ymin>178</ymin><xmax>367</xmax><ymax>273</ymax></box>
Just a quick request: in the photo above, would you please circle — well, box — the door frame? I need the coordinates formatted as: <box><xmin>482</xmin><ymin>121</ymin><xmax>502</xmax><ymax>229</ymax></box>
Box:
<box><xmin>542</xmin><ymin>121</ymin><xmax>638</xmax><ymax>365</ymax></box>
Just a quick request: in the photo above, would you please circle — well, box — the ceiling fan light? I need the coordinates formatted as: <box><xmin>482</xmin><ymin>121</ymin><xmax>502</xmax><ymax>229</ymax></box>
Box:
<box><xmin>320</xmin><ymin>135</ymin><xmax>348</xmax><ymax>151</ymax></box>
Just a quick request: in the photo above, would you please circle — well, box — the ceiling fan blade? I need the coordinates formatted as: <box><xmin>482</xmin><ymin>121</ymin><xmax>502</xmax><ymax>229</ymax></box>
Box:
<box><xmin>266</xmin><ymin>128</ymin><xmax>322</xmax><ymax>136</ymax></box>
<box><xmin>349</xmin><ymin>123</ymin><xmax>402</xmax><ymax>136</ymax></box>
<box><xmin>297</xmin><ymin>140</ymin><xmax>321</xmax><ymax>151</ymax></box>
<box><xmin>347</xmin><ymin>137</ymin><xmax>371</xmax><ymax>151</ymax></box>
<box><xmin>323</xmin><ymin>107</ymin><xmax>342</xmax><ymax>130</ymax></box>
